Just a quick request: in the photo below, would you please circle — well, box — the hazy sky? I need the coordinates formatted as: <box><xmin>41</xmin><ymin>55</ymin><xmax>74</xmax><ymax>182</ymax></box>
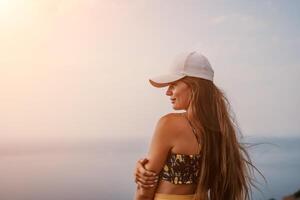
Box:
<box><xmin>1</xmin><ymin>0</ymin><xmax>299</xmax><ymax>143</ymax></box>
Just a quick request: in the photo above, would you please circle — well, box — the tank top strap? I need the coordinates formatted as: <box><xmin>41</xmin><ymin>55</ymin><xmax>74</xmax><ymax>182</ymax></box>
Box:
<box><xmin>182</xmin><ymin>113</ymin><xmax>201</xmax><ymax>154</ymax></box>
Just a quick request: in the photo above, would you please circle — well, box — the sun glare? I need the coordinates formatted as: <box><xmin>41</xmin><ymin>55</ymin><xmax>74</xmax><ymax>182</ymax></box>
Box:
<box><xmin>1</xmin><ymin>0</ymin><xmax>34</xmax><ymax>21</ymax></box>
<box><xmin>0</xmin><ymin>0</ymin><xmax>19</xmax><ymax>16</ymax></box>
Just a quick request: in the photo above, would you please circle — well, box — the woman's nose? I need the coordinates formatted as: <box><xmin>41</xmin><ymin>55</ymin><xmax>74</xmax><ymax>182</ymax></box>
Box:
<box><xmin>166</xmin><ymin>88</ymin><xmax>172</xmax><ymax>96</ymax></box>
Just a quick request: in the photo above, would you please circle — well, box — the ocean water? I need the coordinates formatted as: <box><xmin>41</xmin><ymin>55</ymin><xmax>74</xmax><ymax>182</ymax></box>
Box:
<box><xmin>0</xmin><ymin>136</ymin><xmax>299</xmax><ymax>200</ymax></box>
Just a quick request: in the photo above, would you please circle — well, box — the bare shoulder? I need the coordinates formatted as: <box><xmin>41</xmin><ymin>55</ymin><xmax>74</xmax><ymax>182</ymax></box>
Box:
<box><xmin>156</xmin><ymin>113</ymin><xmax>186</xmax><ymax>134</ymax></box>
<box><xmin>160</xmin><ymin>112</ymin><xmax>186</xmax><ymax>122</ymax></box>
<box><xmin>148</xmin><ymin>113</ymin><xmax>186</xmax><ymax>155</ymax></box>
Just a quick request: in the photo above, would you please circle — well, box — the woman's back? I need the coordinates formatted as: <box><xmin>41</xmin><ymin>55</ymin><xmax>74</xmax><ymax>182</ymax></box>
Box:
<box><xmin>155</xmin><ymin>112</ymin><xmax>201</xmax><ymax>195</ymax></box>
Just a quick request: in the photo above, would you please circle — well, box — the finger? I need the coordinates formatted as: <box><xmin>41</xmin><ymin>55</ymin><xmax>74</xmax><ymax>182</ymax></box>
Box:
<box><xmin>136</xmin><ymin>171</ymin><xmax>159</xmax><ymax>181</ymax></box>
<box><xmin>141</xmin><ymin>184</ymin><xmax>155</xmax><ymax>188</ymax></box>
<box><xmin>138</xmin><ymin>157</ymin><xmax>148</xmax><ymax>162</ymax></box>
<box><xmin>136</xmin><ymin>175</ymin><xmax>158</xmax><ymax>186</ymax></box>
<box><xmin>143</xmin><ymin>170</ymin><xmax>157</xmax><ymax>177</ymax></box>
<box><xmin>136</xmin><ymin>176</ymin><xmax>149</xmax><ymax>185</ymax></box>
<box><xmin>135</xmin><ymin>174</ymin><xmax>158</xmax><ymax>185</ymax></box>
<box><xmin>138</xmin><ymin>158</ymin><xmax>149</xmax><ymax>165</ymax></box>
<box><xmin>137</xmin><ymin>171</ymin><xmax>158</xmax><ymax>182</ymax></box>
<box><xmin>137</xmin><ymin>179</ymin><xmax>155</xmax><ymax>188</ymax></box>
<box><xmin>138</xmin><ymin>182</ymin><xmax>152</xmax><ymax>189</ymax></box>
<box><xmin>136</xmin><ymin>163</ymin><xmax>157</xmax><ymax>177</ymax></box>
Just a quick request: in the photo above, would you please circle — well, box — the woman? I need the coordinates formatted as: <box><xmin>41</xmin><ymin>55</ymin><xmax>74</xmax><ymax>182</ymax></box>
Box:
<box><xmin>134</xmin><ymin>51</ymin><xmax>256</xmax><ymax>200</ymax></box>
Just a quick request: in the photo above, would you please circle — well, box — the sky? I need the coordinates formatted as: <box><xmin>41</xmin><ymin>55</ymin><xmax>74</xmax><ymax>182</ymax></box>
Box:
<box><xmin>0</xmin><ymin>0</ymin><xmax>299</xmax><ymax>144</ymax></box>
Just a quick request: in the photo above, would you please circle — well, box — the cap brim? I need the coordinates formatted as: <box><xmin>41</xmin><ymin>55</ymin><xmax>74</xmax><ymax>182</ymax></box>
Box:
<box><xmin>149</xmin><ymin>74</ymin><xmax>186</xmax><ymax>88</ymax></box>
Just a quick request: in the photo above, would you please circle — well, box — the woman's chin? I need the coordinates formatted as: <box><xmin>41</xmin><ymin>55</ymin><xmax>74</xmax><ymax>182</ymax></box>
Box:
<box><xmin>172</xmin><ymin>105</ymin><xmax>182</xmax><ymax>110</ymax></box>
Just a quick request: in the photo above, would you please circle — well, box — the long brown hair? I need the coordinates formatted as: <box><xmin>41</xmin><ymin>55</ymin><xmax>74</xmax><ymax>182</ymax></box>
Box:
<box><xmin>181</xmin><ymin>76</ymin><xmax>260</xmax><ymax>200</ymax></box>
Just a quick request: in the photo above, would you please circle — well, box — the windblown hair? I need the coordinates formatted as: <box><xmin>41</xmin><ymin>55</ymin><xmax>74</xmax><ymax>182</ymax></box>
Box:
<box><xmin>181</xmin><ymin>77</ymin><xmax>260</xmax><ymax>200</ymax></box>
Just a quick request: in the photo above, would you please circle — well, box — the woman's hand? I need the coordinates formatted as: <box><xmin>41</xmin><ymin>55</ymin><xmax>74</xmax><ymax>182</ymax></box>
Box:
<box><xmin>134</xmin><ymin>158</ymin><xmax>159</xmax><ymax>188</ymax></box>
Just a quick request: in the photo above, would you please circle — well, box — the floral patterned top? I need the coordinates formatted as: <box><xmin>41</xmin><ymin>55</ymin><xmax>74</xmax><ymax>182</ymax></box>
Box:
<box><xmin>159</xmin><ymin>152</ymin><xmax>201</xmax><ymax>184</ymax></box>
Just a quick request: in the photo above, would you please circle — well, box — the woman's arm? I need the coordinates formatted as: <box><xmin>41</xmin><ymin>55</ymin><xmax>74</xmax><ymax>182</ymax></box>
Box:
<box><xmin>134</xmin><ymin>158</ymin><xmax>159</xmax><ymax>189</ymax></box>
<box><xmin>134</xmin><ymin>114</ymin><xmax>176</xmax><ymax>200</ymax></box>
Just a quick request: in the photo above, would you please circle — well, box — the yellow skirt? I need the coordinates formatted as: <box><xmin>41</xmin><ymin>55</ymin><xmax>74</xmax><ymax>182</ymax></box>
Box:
<box><xmin>154</xmin><ymin>193</ymin><xmax>194</xmax><ymax>200</ymax></box>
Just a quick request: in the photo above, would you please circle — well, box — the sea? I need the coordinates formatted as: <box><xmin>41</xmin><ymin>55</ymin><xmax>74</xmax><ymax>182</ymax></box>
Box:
<box><xmin>0</xmin><ymin>136</ymin><xmax>299</xmax><ymax>200</ymax></box>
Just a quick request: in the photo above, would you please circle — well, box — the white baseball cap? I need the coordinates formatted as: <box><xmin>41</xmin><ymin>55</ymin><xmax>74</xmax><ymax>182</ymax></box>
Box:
<box><xmin>149</xmin><ymin>51</ymin><xmax>214</xmax><ymax>88</ymax></box>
